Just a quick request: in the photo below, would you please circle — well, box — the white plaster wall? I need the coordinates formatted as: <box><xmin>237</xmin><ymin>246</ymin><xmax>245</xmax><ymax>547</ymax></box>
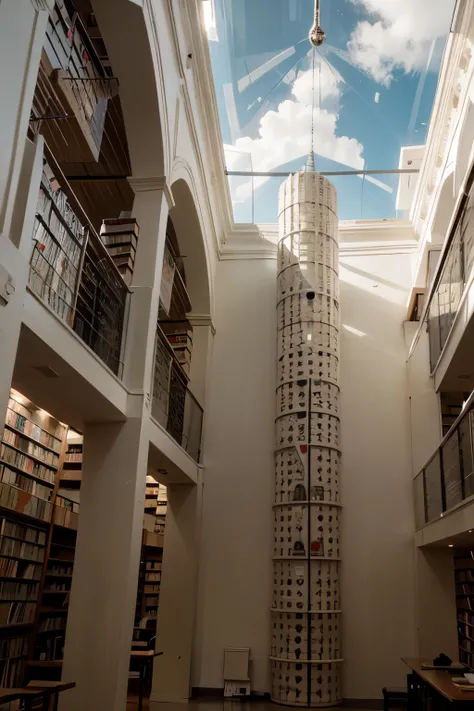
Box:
<box><xmin>193</xmin><ymin>257</ymin><xmax>276</xmax><ymax>694</ymax></box>
<box><xmin>339</xmin><ymin>251</ymin><xmax>417</xmax><ymax>698</ymax></box>
<box><xmin>194</xmin><ymin>242</ymin><xmax>419</xmax><ymax>699</ymax></box>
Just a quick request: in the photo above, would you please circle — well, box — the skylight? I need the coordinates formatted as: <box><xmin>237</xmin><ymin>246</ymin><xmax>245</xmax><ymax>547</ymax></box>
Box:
<box><xmin>206</xmin><ymin>0</ymin><xmax>455</xmax><ymax>223</ymax></box>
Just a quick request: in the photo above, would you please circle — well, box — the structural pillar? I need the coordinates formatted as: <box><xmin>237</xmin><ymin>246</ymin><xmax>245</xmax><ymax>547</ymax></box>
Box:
<box><xmin>0</xmin><ymin>0</ymin><xmax>49</xmax><ymax>432</ymax></box>
<box><xmin>150</xmin><ymin>478</ymin><xmax>204</xmax><ymax>704</ymax></box>
<box><xmin>272</xmin><ymin>171</ymin><xmax>342</xmax><ymax>706</ymax></box>
<box><xmin>0</xmin><ymin>0</ymin><xmax>51</xmax><ymax>238</ymax></box>
<box><xmin>62</xmin><ymin>179</ymin><xmax>172</xmax><ymax>711</ymax></box>
<box><xmin>61</xmin><ymin>419</ymin><xmax>150</xmax><ymax>711</ymax></box>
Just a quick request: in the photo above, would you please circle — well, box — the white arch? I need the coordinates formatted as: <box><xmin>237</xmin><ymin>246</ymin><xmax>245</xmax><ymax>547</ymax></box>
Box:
<box><xmin>92</xmin><ymin>0</ymin><xmax>168</xmax><ymax>178</ymax></box>
<box><xmin>170</xmin><ymin>158</ymin><xmax>214</xmax><ymax>318</ymax></box>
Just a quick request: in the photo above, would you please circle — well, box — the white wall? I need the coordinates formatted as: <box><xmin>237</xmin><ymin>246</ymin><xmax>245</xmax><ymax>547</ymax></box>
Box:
<box><xmin>194</xmin><ymin>236</ymin><xmax>419</xmax><ymax>699</ymax></box>
<box><xmin>193</xmin><ymin>256</ymin><xmax>276</xmax><ymax>693</ymax></box>
<box><xmin>339</xmin><ymin>250</ymin><xmax>417</xmax><ymax>698</ymax></box>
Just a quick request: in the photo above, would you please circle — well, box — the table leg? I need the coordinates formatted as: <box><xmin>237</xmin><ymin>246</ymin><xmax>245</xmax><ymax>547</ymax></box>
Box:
<box><xmin>138</xmin><ymin>662</ymin><xmax>144</xmax><ymax>711</ymax></box>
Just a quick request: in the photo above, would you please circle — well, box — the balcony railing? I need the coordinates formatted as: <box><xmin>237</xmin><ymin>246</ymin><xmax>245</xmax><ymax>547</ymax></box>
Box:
<box><xmin>414</xmin><ymin>391</ymin><xmax>474</xmax><ymax>528</ymax></box>
<box><xmin>28</xmin><ymin>149</ymin><xmax>129</xmax><ymax>377</ymax></box>
<box><xmin>152</xmin><ymin>326</ymin><xmax>203</xmax><ymax>462</ymax></box>
<box><xmin>427</xmin><ymin>176</ymin><xmax>474</xmax><ymax>371</ymax></box>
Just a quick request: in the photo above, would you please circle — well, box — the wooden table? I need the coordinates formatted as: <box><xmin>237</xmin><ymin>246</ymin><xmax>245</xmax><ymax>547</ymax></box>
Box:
<box><xmin>0</xmin><ymin>681</ymin><xmax>75</xmax><ymax>710</ymax></box>
<box><xmin>402</xmin><ymin>658</ymin><xmax>473</xmax><ymax>709</ymax></box>
<box><xmin>130</xmin><ymin>651</ymin><xmax>162</xmax><ymax>711</ymax></box>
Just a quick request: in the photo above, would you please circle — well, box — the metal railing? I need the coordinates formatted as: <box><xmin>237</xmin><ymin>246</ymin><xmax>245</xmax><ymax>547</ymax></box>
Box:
<box><xmin>424</xmin><ymin>175</ymin><xmax>474</xmax><ymax>371</ymax></box>
<box><xmin>152</xmin><ymin>326</ymin><xmax>203</xmax><ymax>462</ymax></box>
<box><xmin>414</xmin><ymin>391</ymin><xmax>474</xmax><ymax>528</ymax></box>
<box><xmin>28</xmin><ymin>149</ymin><xmax>129</xmax><ymax>377</ymax></box>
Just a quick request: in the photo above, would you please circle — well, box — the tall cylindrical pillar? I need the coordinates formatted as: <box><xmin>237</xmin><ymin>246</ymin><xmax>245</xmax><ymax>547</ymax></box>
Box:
<box><xmin>272</xmin><ymin>171</ymin><xmax>342</xmax><ymax>707</ymax></box>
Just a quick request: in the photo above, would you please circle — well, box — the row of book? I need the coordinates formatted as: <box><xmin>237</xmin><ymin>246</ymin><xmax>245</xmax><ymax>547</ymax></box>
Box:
<box><xmin>5</xmin><ymin>403</ymin><xmax>62</xmax><ymax>453</ymax></box>
<box><xmin>144</xmin><ymin>584</ymin><xmax>160</xmax><ymax>594</ymax></box>
<box><xmin>44</xmin><ymin>579</ymin><xmax>70</xmax><ymax>592</ymax></box>
<box><xmin>458</xmin><ymin>595</ymin><xmax>473</xmax><ymax>611</ymax></box>
<box><xmin>1</xmin><ymin>519</ymin><xmax>46</xmax><ymax>546</ymax></box>
<box><xmin>0</xmin><ymin>558</ymin><xmax>42</xmax><ymax>580</ymax></box>
<box><xmin>39</xmin><ymin>616</ymin><xmax>67</xmax><ymax>632</ymax></box>
<box><xmin>0</xmin><ymin>635</ymin><xmax>27</xmax><ymax>660</ymax></box>
<box><xmin>0</xmin><ymin>657</ymin><xmax>26</xmax><ymax>687</ymax></box>
<box><xmin>0</xmin><ymin>601</ymin><xmax>36</xmax><ymax>626</ymax></box>
<box><xmin>0</xmin><ymin>581</ymin><xmax>39</xmax><ymax>602</ymax></box>
<box><xmin>0</xmin><ymin>481</ymin><xmax>53</xmax><ymax>523</ymax></box>
<box><xmin>0</xmin><ymin>465</ymin><xmax>53</xmax><ymax>502</ymax></box>
<box><xmin>0</xmin><ymin>537</ymin><xmax>44</xmax><ymax>563</ymax></box>
<box><xmin>0</xmin><ymin>443</ymin><xmax>56</xmax><ymax>484</ymax></box>
<box><xmin>48</xmin><ymin>563</ymin><xmax>73</xmax><ymax>576</ymax></box>
<box><xmin>145</xmin><ymin>572</ymin><xmax>161</xmax><ymax>582</ymax></box>
<box><xmin>100</xmin><ymin>217</ymin><xmax>139</xmax><ymax>286</ymax></box>
<box><xmin>37</xmin><ymin>634</ymin><xmax>65</xmax><ymax>662</ymax></box>
<box><xmin>457</xmin><ymin>570</ymin><xmax>474</xmax><ymax>583</ymax></box>
<box><xmin>53</xmin><ymin>506</ymin><xmax>78</xmax><ymax>530</ymax></box>
<box><xmin>8</xmin><ymin>396</ymin><xmax>64</xmax><ymax>441</ymax></box>
<box><xmin>55</xmin><ymin>497</ymin><xmax>79</xmax><ymax>513</ymax></box>
<box><xmin>65</xmin><ymin>452</ymin><xmax>82</xmax><ymax>463</ymax></box>
<box><xmin>39</xmin><ymin>164</ymin><xmax>85</xmax><ymax>245</ymax></box>
<box><xmin>2</xmin><ymin>428</ymin><xmax>59</xmax><ymax>468</ymax></box>
<box><xmin>146</xmin><ymin>560</ymin><xmax>162</xmax><ymax>571</ymax></box>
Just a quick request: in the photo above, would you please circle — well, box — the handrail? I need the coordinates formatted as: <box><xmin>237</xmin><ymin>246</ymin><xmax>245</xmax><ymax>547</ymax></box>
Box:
<box><xmin>408</xmin><ymin>162</ymin><xmax>474</xmax><ymax>364</ymax></box>
<box><xmin>415</xmin><ymin>391</ymin><xmax>474</xmax><ymax>528</ymax></box>
<box><xmin>43</xmin><ymin>144</ymin><xmax>131</xmax><ymax>294</ymax></box>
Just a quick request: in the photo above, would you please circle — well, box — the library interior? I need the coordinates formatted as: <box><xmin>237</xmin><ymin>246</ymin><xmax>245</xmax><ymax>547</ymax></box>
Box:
<box><xmin>2</xmin><ymin>0</ymin><xmax>474</xmax><ymax>710</ymax></box>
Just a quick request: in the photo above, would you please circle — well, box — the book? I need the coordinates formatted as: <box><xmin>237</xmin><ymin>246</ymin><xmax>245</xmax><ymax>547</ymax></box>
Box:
<box><xmin>100</xmin><ymin>218</ymin><xmax>139</xmax><ymax>238</ymax></box>
<box><xmin>100</xmin><ymin>232</ymin><xmax>138</xmax><ymax>250</ymax></box>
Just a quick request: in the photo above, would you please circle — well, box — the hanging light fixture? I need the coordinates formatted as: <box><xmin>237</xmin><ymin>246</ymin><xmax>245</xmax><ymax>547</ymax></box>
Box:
<box><xmin>309</xmin><ymin>0</ymin><xmax>325</xmax><ymax>47</ymax></box>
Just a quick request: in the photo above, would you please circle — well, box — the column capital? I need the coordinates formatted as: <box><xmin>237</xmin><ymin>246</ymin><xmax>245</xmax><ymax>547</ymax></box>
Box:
<box><xmin>127</xmin><ymin>176</ymin><xmax>175</xmax><ymax>210</ymax></box>
<box><xmin>187</xmin><ymin>313</ymin><xmax>216</xmax><ymax>336</ymax></box>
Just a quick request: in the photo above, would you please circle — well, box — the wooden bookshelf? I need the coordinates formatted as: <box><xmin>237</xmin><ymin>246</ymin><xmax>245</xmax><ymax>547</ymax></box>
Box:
<box><xmin>455</xmin><ymin>550</ymin><xmax>474</xmax><ymax>667</ymax></box>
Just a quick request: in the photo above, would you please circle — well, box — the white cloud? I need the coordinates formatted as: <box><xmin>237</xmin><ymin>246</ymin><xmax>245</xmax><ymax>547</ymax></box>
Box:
<box><xmin>226</xmin><ymin>63</ymin><xmax>364</xmax><ymax>204</ymax></box>
<box><xmin>347</xmin><ymin>0</ymin><xmax>455</xmax><ymax>86</ymax></box>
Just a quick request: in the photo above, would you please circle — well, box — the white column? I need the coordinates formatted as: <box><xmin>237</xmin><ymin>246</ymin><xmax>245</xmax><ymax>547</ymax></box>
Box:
<box><xmin>123</xmin><ymin>178</ymin><xmax>174</xmax><ymax>396</ymax></box>
<box><xmin>150</xmin><ymin>478</ymin><xmax>203</xmax><ymax>705</ymax></box>
<box><xmin>186</xmin><ymin>314</ymin><xmax>216</xmax><ymax>409</ymax></box>
<box><xmin>0</xmin><ymin>0</ymin><xmax>50</xmax><ymax>239</ymax></box>
<box><xmin>61</xmin><ymin>178</ymin><xmax>172</xmax><ymax>711</ymax></box>
<box><xmin>61</xmin><ymin>419</ymin><xmax>150</xmax><ymax>711</ymax></box>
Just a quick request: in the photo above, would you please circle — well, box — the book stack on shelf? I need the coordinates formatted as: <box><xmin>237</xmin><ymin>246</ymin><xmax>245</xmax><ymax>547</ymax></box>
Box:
<box><xmin>0</xmin><ymin>393</ymin><xmax>65</xmax><ymax>524</ymax></box>
<box><xmin>0</xmin><ymin>515</ymin><xmax>47</xmax><ymax>686</ymax></box>
<box><xmin>143</xmin><ymin>558</ymin><xmax>162</xmax><ymax>619</ymax></box>
<box><xmin>155</xmin><ymin>485</ymin><xmax>167</xmax><ymax>536</ymax></box>
<box><xmin>144</xmin><ymin>477</ymin><xmax>160</xmax><ymax>515</ymax></box>
<box><xmin>455</xmin><ymin>551</ymin><xmax>474</xmax><ymax>667</ymax></box>
<box><xmin>29</xmin><ymin>160</ymin><xmax>86</xmax><ymax>323</ymax></box>
<box><xmin>100</xmin><ymin>216</ymin><xmax>139</xmax><ymax>286</ymax></box>
<box><xmin>60</xmin><ymin>432</ymin><xmax>82</xmax><ymax>488</ymax></box>
<box><xmin>31</xmin><ymin>527</ymin><xmax>76</xmax><ymax>681</ymax></box>
<box><xmin>161</xmin><ymin>323</ymin><xmax>193</xmax><ymax>376</ymax></box>
<box><xmin>53</xmin><ymin>495</ymin><xmax>79</xmax><ymax>530</ymax></box>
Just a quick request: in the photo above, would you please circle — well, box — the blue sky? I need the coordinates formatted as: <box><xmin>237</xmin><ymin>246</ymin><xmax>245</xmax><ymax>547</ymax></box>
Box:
<box><xmin>205</xmin><ymin>0</ymin><xmax>454</xmax><ymax>222</ymax></box>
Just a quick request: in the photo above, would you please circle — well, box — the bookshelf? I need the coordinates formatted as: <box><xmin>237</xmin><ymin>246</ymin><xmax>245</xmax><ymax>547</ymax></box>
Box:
<box><xmin>59</xmin><ymin>431</ymin><xmax>83</xmax><ymax>491</ymax></box>
<box><xmin>455</xmin><ymin>551</ymin><xmax>474</xmax><ymax>667</ymax></box>
<box><xmin>0</xmin><ymin>515</ymin><xmax>48</xmax><ymax>687</ymax></box>
<box><xmin>0</xmin><ymin>390</ymin><xmax>167</xmax><ymax>688</ymax></box>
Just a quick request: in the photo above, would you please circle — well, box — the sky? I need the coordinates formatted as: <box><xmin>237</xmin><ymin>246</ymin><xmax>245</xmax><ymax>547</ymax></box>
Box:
<box><xmin>205</xmin><ymin>0</ymin><xmax>455</xmax><ymax>222</ymax></box>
